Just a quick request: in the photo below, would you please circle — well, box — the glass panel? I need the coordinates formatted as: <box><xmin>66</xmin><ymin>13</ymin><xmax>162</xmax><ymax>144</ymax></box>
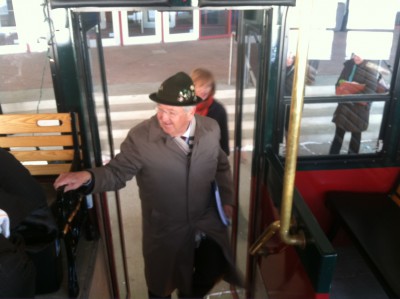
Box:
<box><xmin>85</xmin><ymin>24</ymin><xmax>129</xmax><ymax>298</ymax></box>
<box><xmin>231</xmin><ymin>10</ymin><xmax>263</xmax><ymax>293</ymax></box>
<box><xmin>0</xmin><ymin>49</ymin><xmax>56</xmax><ymax>113</ymax></box>
<box><xmin>127</xmin><ymin>10</ymin><xmax>157</xmax><ymax>37</ymax></box>
<box><xmin>1</xmin><ymin>0</ymin><xmax>49</xmax><ymax>53</ymax></box>
<box><xmin>86</xmin><ymin>26</ymin><xmax>113</xmax><ymax>160</ymax></box>
<box><xmin>100</xmin><ymin>11</ymin><xmax>115</xmax><ymax>39</ymax></box>
<box><xmin>280</xmin><ymin>0</ymin><xmax>399</xmax><ymax>157</ymax></box>
<box><xmin>168</xmin><ymin>11</ymin><xmax>193</xmax><ymax>34</ymax></box>
<box><xmin>284</xmin><ymin>0</ymin><xmax>398</xmax><ymax>97</ymax></box>
<box><xmin>121</xmin><ymin>10</ymin><xmax>161</xmax><ymax>45</ymax></box>
<box><xmin>0</xmin><ymin>1</ymin><xmax>55</xmax><ymax>114</ymax></box>
<box><xmin>200</xmin><ymin>10</ymin><xmax>229</xmax><ymax>37</ymax></box>
<box><xmin>0</xmin><ymin>0</ymin><xmax>17</xmax><ymax>46</ymax></box>
<box><xmin>163</xmin><ymin>10</ymin><xmax>199</xmax><ymax>42</ymax></box>
<box><xmin>280</xmin><ymin>101</ymin><xmax>385</xmax><ymax>156</ymax></box>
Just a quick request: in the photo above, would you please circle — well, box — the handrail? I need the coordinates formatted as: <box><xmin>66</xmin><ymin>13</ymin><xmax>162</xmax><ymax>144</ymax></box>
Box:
<box><xmin>279</xmin><ymin>0</ymin><xmax>313</xmax><ymax>248</ymax></box>
<box><xmin>250</xmin><ymin>0</ymin><xmax>314</xmax><ymax>254</ymax></box>
<box><xmin>249</xmin><ymin>221</ymin><xmax>280</xmax><ymax>255</ymax></box>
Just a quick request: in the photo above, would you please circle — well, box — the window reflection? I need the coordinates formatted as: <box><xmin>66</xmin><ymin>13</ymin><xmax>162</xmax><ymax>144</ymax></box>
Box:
<box><xmin>285</xmin><ymin>0</ymin><xmax>397</xmax><ymax>97</ymax></box>
<box><xmin>0</xmin><ymin>0</ymin><xmax>17</xmax><ymax>46</ymax></box>
<box><xmin>168</xmin><ymin>11</ymin><xmax>194</xmax><ymax>34</ymax></box>
<box><xmin>280</xmin><ymin>0</ymin><xmax>398</xmax><ymax>156</ymax></box>
<box><xmin>100</xmin><ymin>11</ymin><xmax>115</xmax><ymax>39</ymax></box>
<box><xmin>127</xmin><ymin>11</ymin><xmax>157</xmax><ymax>37</ymax></box>
<box><xmin>280</xmin><ymin>101</ymin><xmax>385</xmax><ymax>156</ymax></box>
<box><xmin>200</xmin><ymin>10</ymin><xmax>230</xmax><ymax>37</ymax></box>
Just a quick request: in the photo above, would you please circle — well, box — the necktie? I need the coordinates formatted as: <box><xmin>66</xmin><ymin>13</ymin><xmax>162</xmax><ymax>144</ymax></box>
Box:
<box><xmin>181</xmin><ymin>136</ymin><xmax>194</xmax><ymax>151</ymax></box>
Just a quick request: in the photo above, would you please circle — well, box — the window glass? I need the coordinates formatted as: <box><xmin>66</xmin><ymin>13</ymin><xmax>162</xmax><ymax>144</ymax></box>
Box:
<box><xmin>285</xmin><ymin>0</ymin><xmax>397</xmax><ymax>97</ymax></box>
<box><xmin>280</xmin><ymin>102</ymin><xmax>385</xmax><ymax>156</ymax></box>
<box><xmin>127</xmin><ymin>10</ymin><xmax>157</xmax><ymax>37</ymax></box>
<box><xmin>0</xmin><ymin>0</ymin><xmax>17</xmax><ymax>47</ymax></box>
<box><xmin>100</xmin><ymin>11</ymin><xmax>115</xmax><ymax>39</ymax></box>
<box><xmin>281</xmin><ymin>0</ymin><xmax>399</xmax><ymax>156</ymax></box>
<box><xmin>0</xmin><ymin>1</ymin><xmax>56</xmax><ymax>114</ymax></box>
<box><xmin>200</xmin><ymin>10</ymin><xmax>230</xmax><ymax>37</ymax></box>
<box><xmin>168</xmin><ymin>11</ymin><xmax>194</xmax><ymax>34</ymax></box>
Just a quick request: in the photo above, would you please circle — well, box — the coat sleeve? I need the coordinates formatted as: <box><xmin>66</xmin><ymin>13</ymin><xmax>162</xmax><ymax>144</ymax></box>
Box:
<box><xmin>89</xmin><ymin>127</ymin><xmax>143</xmax><ymax>193</ymax></box>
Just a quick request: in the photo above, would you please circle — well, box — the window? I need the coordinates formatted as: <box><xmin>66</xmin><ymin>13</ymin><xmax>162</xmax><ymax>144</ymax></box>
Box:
<box><xmin>281</xmin><ymin>0</ymin><xmax>398</xmax><ymax>156</ymax></box>
<box><xmin>0</xmin><ymin>0</ymin><xmax>18</xmax><ymax>47</ymax></box>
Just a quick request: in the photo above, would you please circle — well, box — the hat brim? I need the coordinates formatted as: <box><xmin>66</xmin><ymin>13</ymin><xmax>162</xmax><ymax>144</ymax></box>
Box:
<box><xmin>149</xmin><ymin>92</ymin><xmax>203</xmax><ymax>106</ymax></box>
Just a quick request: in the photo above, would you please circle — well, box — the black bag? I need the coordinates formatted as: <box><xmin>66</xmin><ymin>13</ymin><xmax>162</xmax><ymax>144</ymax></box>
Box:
<box><xmin>27</xmin><ymin>238</ymin><xmax>63</xmax><ymax>294</ymax></box>
<box><xmin>0</xmin><ymin>234</ymin><xmax>36</xmax><ymax>298</ymax></box>
<box><xmin>13</xmin><ymin>205</ymin><xmax>63</xmax><ymax>294</ymax></box>
<box><xmin>15</xmin><ymin>205</ymin><xmax>58</xmax><ymax>248</ymax></box>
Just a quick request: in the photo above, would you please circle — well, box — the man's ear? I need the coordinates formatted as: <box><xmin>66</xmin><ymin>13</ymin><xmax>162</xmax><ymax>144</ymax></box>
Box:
<box><xmin>188</xmin><ymin>106</ymin><xmax>196</xmax><ymax>118</ymax></box>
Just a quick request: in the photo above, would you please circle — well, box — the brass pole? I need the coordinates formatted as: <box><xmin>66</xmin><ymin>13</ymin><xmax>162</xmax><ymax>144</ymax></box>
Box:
<box><xmin>279</xmin><ymin>0</ymin><xmax>314</xmax><ymax>247</ymax></box>
<box><xmin>249</xmin><ymin>221</ymin><xmax>280</xmax><ymax>255</ymax></box>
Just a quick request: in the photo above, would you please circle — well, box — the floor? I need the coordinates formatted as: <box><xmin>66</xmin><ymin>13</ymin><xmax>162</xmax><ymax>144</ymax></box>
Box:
<box><xmin>330</xmin><ymin>246</ymin><xmax>390</xmax><ymax>299</ymax></box>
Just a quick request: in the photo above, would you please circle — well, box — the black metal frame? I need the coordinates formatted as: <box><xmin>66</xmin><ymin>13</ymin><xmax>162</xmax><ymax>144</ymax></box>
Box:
<box><xmin>50</xmin><ymin>0</ymin><xmax>296</xmax><ymax>9</ymax></box>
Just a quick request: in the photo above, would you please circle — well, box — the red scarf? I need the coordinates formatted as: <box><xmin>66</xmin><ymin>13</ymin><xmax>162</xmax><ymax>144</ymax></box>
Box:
<box><xmin>195</xmin><ymin>96</ymin><xmax>214</xmax><ymax>116</ymax></box>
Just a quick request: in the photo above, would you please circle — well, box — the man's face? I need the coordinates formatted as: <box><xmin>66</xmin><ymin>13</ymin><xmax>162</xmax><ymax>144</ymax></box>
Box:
<box><xmin>156</xmin><ymin>104</ymin><xmax>195</xmax><ymax>137</ymax></box>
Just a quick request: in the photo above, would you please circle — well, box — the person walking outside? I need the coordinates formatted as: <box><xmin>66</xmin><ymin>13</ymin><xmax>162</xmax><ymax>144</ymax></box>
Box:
<box><xmin>329</xmin><ymin>53</ymin><xmax>380</xmax><ymax>154</ymax></box>
<box><xmin>191</xmin><ymin>68</ymin><xmax>230</xmax><ymax>156</ymax></box>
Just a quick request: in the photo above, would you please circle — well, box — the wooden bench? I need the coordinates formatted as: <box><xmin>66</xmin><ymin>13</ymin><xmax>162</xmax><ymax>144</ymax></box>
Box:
<box><xmin>326</xmin><ymin>178</ymin><xmax>400</xmax><ymax>299</ymax></box>
<box><xmin>0</xmin><ymin>112</ymin><xmax>85</xmax><ymax>298</ymax></box>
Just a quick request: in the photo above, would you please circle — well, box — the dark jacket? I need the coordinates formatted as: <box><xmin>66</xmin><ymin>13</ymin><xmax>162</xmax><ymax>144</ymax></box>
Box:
<box><xmin>332</xmin><ymin>59</ymin><xmax>379</xmax><ymax>132</ymax></box>
<box><xmin>89</xmin><ymin>114</ymin><xmax>243</xmax><ymax>296</ymax></box>
<box><xmin>0</xmin><ymin>148</ymin><xmax>47</xmax><ymax>230</ymax></box>
<box><xmin>207</xmin><ymin>99</ymin><xmax>230</xmax><ymax>156</ymax></box>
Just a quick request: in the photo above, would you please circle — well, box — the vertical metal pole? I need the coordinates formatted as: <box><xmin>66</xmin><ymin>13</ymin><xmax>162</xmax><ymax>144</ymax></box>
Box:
<box><xmin>228</xmin><ymin>31</ymin><xmax>235</xmax><ymax>85</ymax></box>
<box><xmin>279</xmin><ymin>0</ymin><xmax>313</xmax><ymax>247</ymax></box>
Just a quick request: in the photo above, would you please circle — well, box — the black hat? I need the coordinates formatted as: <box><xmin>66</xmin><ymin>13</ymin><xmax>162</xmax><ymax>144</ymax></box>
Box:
<box><xmin>149</xmin><ymin>72</ymin><xmax>202</xmax><ymax>106</ymax></box>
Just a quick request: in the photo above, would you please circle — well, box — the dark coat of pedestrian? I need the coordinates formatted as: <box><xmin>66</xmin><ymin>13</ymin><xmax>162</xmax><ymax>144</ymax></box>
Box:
<box><xmin>330</xmin><ymin>54</ymin><xmax>380</xmax><ymax>154</ymax></box>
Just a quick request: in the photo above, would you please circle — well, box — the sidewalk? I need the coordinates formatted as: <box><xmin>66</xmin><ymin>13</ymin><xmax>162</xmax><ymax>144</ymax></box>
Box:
<box><xmin>0</xmin><ymin>37</ymin><xmax>236</xmax><ymax>104</ymax></box>
<box><xmin>104</xmin><ymin>38</ymin><xmax>237</xmax><ymax>96</ymax></box>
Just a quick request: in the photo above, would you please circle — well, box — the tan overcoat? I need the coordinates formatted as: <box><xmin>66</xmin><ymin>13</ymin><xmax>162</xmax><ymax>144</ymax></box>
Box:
<box><xmin>89</xmin><ymin>114</ymin><xmax>243</xmax><ymax>296</ymax></box>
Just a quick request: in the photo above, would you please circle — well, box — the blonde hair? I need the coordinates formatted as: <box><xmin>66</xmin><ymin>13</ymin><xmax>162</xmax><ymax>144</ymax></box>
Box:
<box><xmin>190</xmin><ymin>68</ymin><xmax>216</xmax><ymax>96</ymax></box>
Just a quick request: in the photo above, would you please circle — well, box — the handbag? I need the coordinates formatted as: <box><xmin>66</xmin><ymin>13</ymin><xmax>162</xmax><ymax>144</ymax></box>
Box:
<box><xmin>335</xmin><ymin>80</ymin><xmax>366</xmax><ymax>95</ymax></box>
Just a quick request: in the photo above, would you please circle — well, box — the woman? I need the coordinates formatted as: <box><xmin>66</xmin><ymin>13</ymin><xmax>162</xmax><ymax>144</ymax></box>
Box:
<box><xmin>329</xmin><ymin>54</ymin><xmax>379</xmax><ymax>154</ymax></box>
<box><xmin>191</xmin><ymin>68</ymin><xmax>230</xmax><ymax>156</ymax></box>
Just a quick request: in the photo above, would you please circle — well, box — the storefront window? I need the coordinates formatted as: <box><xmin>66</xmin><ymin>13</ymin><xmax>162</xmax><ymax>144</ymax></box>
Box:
<box><xmin>200</xmin><ymin>10</ymin><xmax>231</xmax><ymax>38</ymax></box>
<box><xmin>0</xmin><ymin>0</ymin><xmax>18</xmax><ymax>46</ymax></box>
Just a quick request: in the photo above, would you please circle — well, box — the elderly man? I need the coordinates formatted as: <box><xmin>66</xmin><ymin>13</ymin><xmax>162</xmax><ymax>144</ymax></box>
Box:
<box><xmin>54</xmin><ymin>72</ymin><xmax>243</xmax><ymax>298</ymax></box>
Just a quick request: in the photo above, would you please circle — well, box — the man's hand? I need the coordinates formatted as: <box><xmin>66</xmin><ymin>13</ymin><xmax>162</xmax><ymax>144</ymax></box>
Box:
<box><xmin>0</xmin><ymin>209</ymin><xmax>10</xmax><ymax>238</ymax></box>
<box><xmin>53</xmin><ymin>171</ymin><xmax>92</xmax><ymax>192</ymax></box>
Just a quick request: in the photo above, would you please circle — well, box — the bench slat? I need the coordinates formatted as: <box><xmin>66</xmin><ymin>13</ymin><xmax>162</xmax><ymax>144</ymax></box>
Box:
<box><xmin>0</xmin><ymin>135</ymin><xmax>75</xmax><ymax>148</ymax></box>
<box><xmin>0</xmin><ymin>113</ymin><xmax>73</xmax><ymax>134</ymax></box>
<box><xmin>10</xmin><ymin>150</ymin><xmax>77</xmax><ymax>162</ymax></box>
<box><xmin>24</xmin><ymin>164</ymin><xmax>73</xmax><ymax>176</ymax></box>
